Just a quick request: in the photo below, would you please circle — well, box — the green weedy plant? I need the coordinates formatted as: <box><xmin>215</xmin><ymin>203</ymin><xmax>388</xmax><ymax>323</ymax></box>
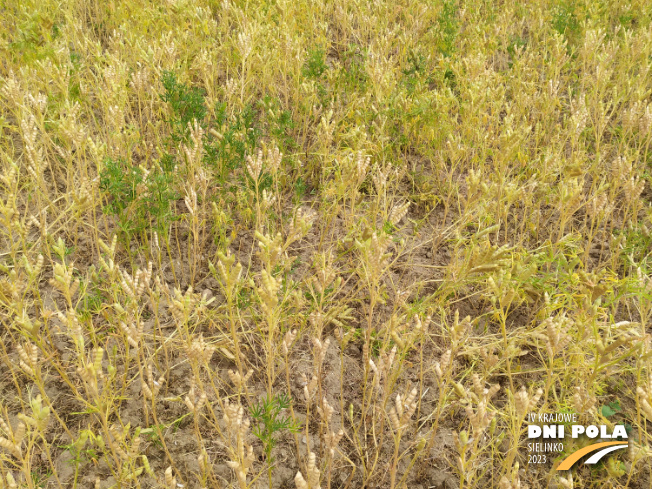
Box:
<box><xmin>250</xmin><ymin>393</ymin><xmax>301</xmax><ymax>487</ymax></box>
<box><xmin>340</xmin><ymin>44</ymin><xmax>368</xmax><ymax>92</ymax></box>
<box><xmin>263</xmin><ymin>95</ymin><xmax>298</xmax><ymax>154</ymax></box>
<box><xmin>437</xmin><ymin>0</ymin><xmax>459</xmax><ymax>57</ymax></box>
<box><xmin>30</xmin><ymin>468</ymin><xmax>52</xmax><ymax>488</ymax></box>
<box><xmin>303</xmin><ymin>48</ymin><xmax>327</xmax><ymax>79</ymax></box>
<box><xmin>551</xmin><ymin>0</ymin><xmax>581</xmax><ymax>40</ymax></box>
<box><xmin>206</xmin><ymin>101</ymin><xmax>263</xmax><ymax>183</ymax></box>
<box><xmin>160</xmin><ymin>70</ymin><xmax>207</xmax><ymax>142</ymax></box>
<box><xmin>99</xmin><ymin>157</ymin><xmax>177</xmax><ymax>242</ymax></box>
<box><xmin>303</xmin><ymin>47</ymin><xmax>329</xmax><ymax>103</ymax></box>
<box><xmin>207</xmin><ymin>96</ymin><xmax>297</xmax><ymax>182</ymax></box>
<box><xmin>401</xmin><ymin>49</ymin><xmax>429</xmax><ymax>94</ymax></box>
<box><xmin>99</xmin><ymin>157</ymin><xmax>142</xmax><ymax>220</ymax></box>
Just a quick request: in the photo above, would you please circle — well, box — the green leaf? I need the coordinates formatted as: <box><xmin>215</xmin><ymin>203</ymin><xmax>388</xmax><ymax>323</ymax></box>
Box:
<box><xmin>601</xmin><ymin>405</ymin><xmax>616</xmax><ymax>417</ymax></box>
<box><xmin>601</xmin><ymin>401</ymin><xmax>621</xmax><ymax>418</ymax></box>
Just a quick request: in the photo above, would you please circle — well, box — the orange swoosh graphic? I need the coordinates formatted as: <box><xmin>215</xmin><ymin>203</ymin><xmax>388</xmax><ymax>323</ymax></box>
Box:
<box><xmin>557</xmin><ymin>441</ymin><xmax>628</xmax><ymax>470</ymax></box>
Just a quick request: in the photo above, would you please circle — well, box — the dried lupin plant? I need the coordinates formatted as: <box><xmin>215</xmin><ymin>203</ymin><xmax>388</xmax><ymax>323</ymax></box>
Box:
<box><xmin>118</xmin><ymin>320</ymin><xmax>144</xmax><ymax>348</ymax></box>
<box><xmin>282</xmin><ymin>329</ymin><xmax>297</xmax><ymax>355</ymax></box>
<box><xmin>499</xmin><ymin>463</ymin><xmax>524</xmax><ymax>489</ymax></box>
<box><xmin>57</xmin><ymin>308</ymin><xmax>84</xmax><ymax>349</ymax></box>
<box><xmin>389</xmin><ymin>387</ymin><xmax>418</xmax><ymax>432</ymax></box>
<box><xmin>434</xmin><ymin>350</ymin><xmax>452</xmax><ymax>380</ymax></box>
<box><xmin>463</xmin><ymin>375</ymin><xmax>500</xmax><ymax>434</ymax></box>
<box><xmin>0</xmin><ymin>413</ymin><xmax>25</xmax><ymax>458</ymax></box>
<box><xmin>514</xmin><ymin>386</ymin><xmax>543</xmax><ymax>420</ymax></box>
<box><xmin>49</xmin><ymin>259</ymin><xmax>80</xmax><ymax>306</ymax></box>
<box><xmin>228</xmin><ymin>368</ymin><xmax>254</xmax><ymax>392</ymax></box>
<box><xmin>353</xmin><ymin>152</ymin><xmax>368</xmax><ymax>180</ymax></box>
<box><xmin>301</xmin><ymin>373</ymin><xmax>319</xmax><ymax>403</ymax></box>
<box><xmin>558</xmin><ymin>472</ymin><xmax>574</xmax><ymax>489</ymax></box>
<box><xmin>19</xmin><ymin>395</ymin><xmax>51</xmax><ymax>433</ymax></box>
<box><xmin>246</xmin><ymin>149</ymin><xmax>263</xmax><ymax>181</ymax></box>
<box><xmin>187</xmin><ymin>334</ymin><xmax>216</xmax><ymax>365</ymax></box>
<box><xmin>168</xmin><ymin>286</ymin><xmax>201</xmax><ymax>323</ymax></box>
<box><xmin>317</xmin><ymin>396</ymin><xmax>344</xmax><ymax>459</ymax></box>
<box><xmin>295</xmin><ymin>451</ymin><xmax>321</xmax><ymax>489</ymax></box>
<box><xmin>286</xmin><ymin>208</ymin><xmax>316</xmax><ymax>246</ymax></box>
<box><xmin>16</xmin><ymin>342</ymin><xmax>38</xmax><ymax>377</ymax></box>
<box><xmin>311</xmin><ymin>337</ymin><xmax>330</xmax><ymax>376</ymax></box>
<box><xmin>572</xmin><ymin>384</ymin><xmax>597</xmax><ymax>416</ymax></box>
<box><xmin>223</xmin><ymin>399</ymin><xmax>255</xmax><ymax>489</ymax></box>
<box><xmin>542</xmin><ymin>316</ymin><xmax>572</xmax><ymax>359</ymax></box>
<box><xmin>368</xmin><ymin>345</ymin><xmax>397</xmax><ymax>396</ymax></box>
<box><xmin>266</xmin><ymin>145</ymin><xmax>282</xmax><ymax>174</ymax></box>
<box><xmin>184</xmin><ymin>382</ymin><xmax>207</xmax><ymax>415</ymax></box>
<box><xmin>215</xmin><ymin>250</ymin><xmax>243</xmax><ymax>297</ymax></box>
<box><xmin>164</xmin><ymin>466</ymin><xmax>176</xmax><ymax>488</ymax></box>
<box><xmin>372</xmin><ymin>164</ymin><xmax>392</xmax><ymax>194</ymax></box>
<box><xmin>637</xmin><ymin>372</ymin><xmax>652</xmax><ymax>421</ymax></box>
<box><xmin>141</xmin><ymin>364</ymin><xmax>165</xmax><ymax>400</ymax></box>
<box><xmin>4</xmin><ymin>472</ymin><xmax>17</xmax><ymax>489</ymax></box>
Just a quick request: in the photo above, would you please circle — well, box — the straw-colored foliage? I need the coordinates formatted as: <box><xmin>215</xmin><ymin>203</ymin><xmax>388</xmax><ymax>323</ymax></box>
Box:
<box><xmin>0</xmin><ymin>0</ymin><xmax>651</xmax><ymax>487</ymax></box>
